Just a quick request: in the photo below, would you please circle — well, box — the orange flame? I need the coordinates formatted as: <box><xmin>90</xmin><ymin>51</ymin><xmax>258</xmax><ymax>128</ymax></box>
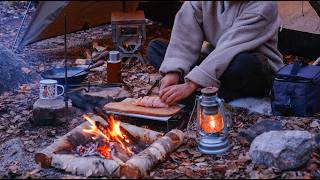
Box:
<box><xmin>82</xmin><ymin>114</ymin><xmax>133</xmax><ymax>156</ymax></box>
<box><xmin>97</xmin><ymin>145</ymin><xmax>111</xmax><ymax>159</ymax></box>
<box><xmin>201</xmin><ymin>113</ymin><xmax>224</xmax><ymax>134</ymax></box>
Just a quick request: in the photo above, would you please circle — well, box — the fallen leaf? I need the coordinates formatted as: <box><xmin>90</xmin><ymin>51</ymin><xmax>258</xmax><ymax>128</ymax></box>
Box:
<box><xmin>85</xmin><ymin>49</ymin><xmax>92</xmax><ymax>59</ymax></box>
<box><xmin>181</xmin><ymin>162</ymin><xmax>193</xmax><ymax>166</ymax></box>
<box><xmin>212</xmin><ymin>164</ymin><xmax>227</xmax><ymax>174</ymax></box>
<box><xmin>8</xmin><ymin>164</ymin><xmax>19</xmax><ymax>174</ymax></box>
<box><xmin>19</xmin><ymin>84</ymin><xmax>30</xmax><ymax>92</ymax></box>
<box><xmin>92</xmin><ymin>42</ymin><xmax>106</xmax><ymax>52</ymax></box>
<box><xmin>194</xmin><ymin>157</ymin><xmax>206</xmax><ymax>162</ymax></box>
<box><xmin>26</xmin><ymin>147</ymin><xmax>35</xmax><ymax>153</ymax></box>
<box><xmin>195</xmin><ymin>162</ymin><xmax>208</xmax><ymax>167</ymax></box>
<box><xmin>185</xmin><ymin>169</ymin><xmax>198</xmax><ymax>179</ymax></box>
<box><xmin>187</xmin><ymin>149</ymin><xmax>201</xmax><ymax>156</ymax></box>
<box><xmin>6</xmin><ymin>129</ymin><xmax>14</xmax><ymax>134</ymax></box>
<box><xmin>174</xmin><ymin>152</ymin><xmax>189</xmax><ymax>159</ymax></box>
<box><xmin>21</xmin><ymin>67</ymin><xmax>31</xmax><ymax>74</ymax></box>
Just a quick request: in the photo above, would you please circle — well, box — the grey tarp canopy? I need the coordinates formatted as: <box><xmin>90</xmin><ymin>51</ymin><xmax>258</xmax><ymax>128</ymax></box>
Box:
<box><xmin>278</xmin><ymin>1</ymin><xmax>320</xmax><ymax>34</ymax></box>
<box><xmin>18</xmin><ymin>1</ymin><xmax>320</xmax><ymax>49</ymax></box>
<box><xmin>18</xmin><ymin>1</ymin><xmax>140</xmax><ymax>49</ymax></box>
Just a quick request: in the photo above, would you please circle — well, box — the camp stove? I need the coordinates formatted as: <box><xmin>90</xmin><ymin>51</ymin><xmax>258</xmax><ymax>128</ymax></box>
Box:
<box><xmin>111</xmin><ymin>11</ymin><xmax>146</xmax><ymax>62</ymax></box>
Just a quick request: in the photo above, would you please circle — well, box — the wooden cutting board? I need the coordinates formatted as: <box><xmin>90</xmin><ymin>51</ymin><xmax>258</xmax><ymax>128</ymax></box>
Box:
<box><xmin>104</xmin><ymin>98</ymin><xmax>183</xmax><ymax>117</ymax></box>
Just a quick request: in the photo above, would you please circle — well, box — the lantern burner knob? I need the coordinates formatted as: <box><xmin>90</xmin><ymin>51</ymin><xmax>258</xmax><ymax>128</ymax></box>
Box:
<box><xmin>201</xmin><ymin>87</ymin><xmax>218</xmax><ymax>96</ymax></box>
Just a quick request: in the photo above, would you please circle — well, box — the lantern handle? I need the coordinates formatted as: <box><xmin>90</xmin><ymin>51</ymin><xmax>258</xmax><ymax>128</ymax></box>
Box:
<box><xmin>195</xmin><ymin>95</ymin><xmax>202</xmax><ymax>142</ymax></box>
<box><xmin>217</xmin><ymin>97</ymin><xmax>232</xmax><ymax>131</ymax></box>
<box><xmin>186</xmin><ymin>95</ymin><xmax>202</xmax><ymax>143</ymax></box>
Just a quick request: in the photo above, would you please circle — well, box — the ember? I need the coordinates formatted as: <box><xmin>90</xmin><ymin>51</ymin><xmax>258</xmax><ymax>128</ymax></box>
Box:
<box><xmin>78</xmin><ymin>114</ymin><xmax>135</xmax><ymax>159</ymax></box>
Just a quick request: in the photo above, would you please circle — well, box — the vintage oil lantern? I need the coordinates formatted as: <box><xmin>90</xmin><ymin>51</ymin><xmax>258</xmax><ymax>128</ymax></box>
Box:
<box><xmin>196</xmin><ymin>87</ymin><xmax>231</xmax><ymax>154</ymax></box>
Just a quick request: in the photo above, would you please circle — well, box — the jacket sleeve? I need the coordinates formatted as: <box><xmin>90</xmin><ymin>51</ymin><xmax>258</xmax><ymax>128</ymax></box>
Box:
<box><xmin>159</xmin><ymin>1</ymin><xmax>204</xmax><ymax>77</ymax></box>
<box><xmin>185</xmin><ymin>2</ymin><xmax>280</xmax><ymax>88</ymax></box>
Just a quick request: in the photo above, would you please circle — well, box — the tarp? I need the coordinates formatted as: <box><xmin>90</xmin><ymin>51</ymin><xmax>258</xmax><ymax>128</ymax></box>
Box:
<box><xmin>278</xmin><ymin>1</ymin><xmax>320</xmax><ymax>34</ymax></box>
<box><xmin>18</xmin><ymin>1</ymin><xmax>320</xmax><ymax>49</ymax></box>
<box><xmin>18</xmin><ymin>1</ymin><xmax>139</xmax><ymax>49</ymax></box>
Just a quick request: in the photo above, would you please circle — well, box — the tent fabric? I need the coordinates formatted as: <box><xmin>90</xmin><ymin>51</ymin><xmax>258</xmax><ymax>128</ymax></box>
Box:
<box><xmin>19</xmin><ymin>1</ymin><xmax>68</xmax><ymax>48</ymax></box>
<box><xmin>18</xmin><ymin>1</ymin><xmax>320</xmax><ymax>49</ymax></box>
<box><xmin>18</xmin><ymin>1</ymin><xmax>139</xmax><ymax>49</ymax></box>
<box><xmin>278</xmin><ymin>1</ymin><xmax>320</xmax><ymax>34</ymax></box>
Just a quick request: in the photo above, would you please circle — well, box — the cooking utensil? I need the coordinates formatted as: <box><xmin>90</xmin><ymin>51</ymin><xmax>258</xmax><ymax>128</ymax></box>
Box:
<box><xmin>104</xmin><ymin>98</ymin><xmax>183</xmax><ymax>117</ymax></box>
<box><xmin>67</xmin><ymin>82</ymin><xmax>122</xmax><ymax>88</ymax></box>
<box><xmin>92</xmin><ymin>50</ymin><xmax>110</xmax><ymax>62</ymax></box>
<box><xmin>41</xmin><ymin>67</ymin><xmax>89</xmax><ymax>85</ymax></box>
<box><xmin>41</xmin><ymin>60</ymin><xmax>105</xmax><ymax>85</ymax></box>
<box><xmin>71</xmin><ymin>60</ymin><xmax>105</xmax><ymax>77</ymax></box>
<box><xmin>146</xmin><ymin>79</ymin><xmax>160</xmax><ymax>96</ymax></box>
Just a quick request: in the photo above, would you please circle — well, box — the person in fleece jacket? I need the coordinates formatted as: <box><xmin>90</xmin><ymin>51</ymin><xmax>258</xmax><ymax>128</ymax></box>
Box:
<box><xmin>146</xmin><ymin>1</ymin><xmax>284</xmax><ymax>105</ymax></box>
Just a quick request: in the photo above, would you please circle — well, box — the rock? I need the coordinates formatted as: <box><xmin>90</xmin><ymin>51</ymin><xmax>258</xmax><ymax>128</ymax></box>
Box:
<box><xmin>32</xmin><ymin>97</ymin><xmax>72</xmax><ymax>126</ymax></box>
<box><xmin>310</xmin><ymin>119</ymin><xmax>320</xmax><ymax>128</ymax></box>
<box><xmin>249</xmin><ymin>130</ymin><xmax>313</xmax><ymax>171</ymax></box>
<box><xmin>228</xmin><ymin>97</ymin><xmax>271</xmax><ymax>115</ymax></box>
<box><xmin>315</xmin><ymin>133</ymin><xmax>320</xmax><ymax>151</ymax></box>
<box><xmin>238</xmin><ymin>119</ymin><xmax>283</xmax><ymax>143</ymax></box>
<box><xmin>8</xmin><ymin>164</ymin><xmax>19</xmax><ymax>174</ymax></box>
<box><xmin>0</xmin><ymin>44</ymin><xmax>36</xmax><ymax>94</ymax></box>
<box><xmin>0</xmin><ymin>138</ymin><xmax>25</xmax><ymax>177</ymax></box>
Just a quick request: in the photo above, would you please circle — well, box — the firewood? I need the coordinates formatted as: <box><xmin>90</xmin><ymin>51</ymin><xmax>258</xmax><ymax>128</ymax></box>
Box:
<box><xmin>35</xmin><ymin>119</ymin><xmax>162</xmax><ymax>168</ymax></box>
<box><xmin>119</xmin><ymin>129</ymin><xmax>185</xmax><ymax>179</ymax></box>
<box><xmin>111</xmin><ymin>142</ymin><xmax>131</xmax><ymax>162</ymax></box>
<box><xmin>51</xmin><ymin>154</ymin><xmax>121</xmax><ymax>177</ymax></box>
<box><xmin>84</xmin><ymin>49</ymin><xmax>92</xmax><ymax>59</ymax></box>
<box><xmin>120</xmin><ymin>122</ymin><xmax>163</xmax><ymax>144</ymax></box>
<box><xmin>35</xmin><ymin>122</ymin><xmax>92</xmax><ymax>168</ymax></box>
<box><xmin>91</xmin><ymin>111</ymin><xmax>162</xmax><ymax>145</ymax></box>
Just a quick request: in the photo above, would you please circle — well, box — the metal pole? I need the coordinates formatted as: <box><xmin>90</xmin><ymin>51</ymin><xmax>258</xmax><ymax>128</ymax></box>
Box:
<box><xmin>64</xmin><ymin>15</ymin><xmax>68</xmax><ymax>108</ymax></box>
<box><xmin>11</xmin><ymin>1</ymin><xmax>32</xmax><ymax>52</ymax></box>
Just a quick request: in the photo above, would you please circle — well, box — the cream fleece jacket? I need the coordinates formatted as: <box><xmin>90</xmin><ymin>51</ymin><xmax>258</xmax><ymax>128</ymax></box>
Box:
<box><xmin>159</xmin><ymin>1</ymin><xmax>284</xmax><ymax>88</ymax></box>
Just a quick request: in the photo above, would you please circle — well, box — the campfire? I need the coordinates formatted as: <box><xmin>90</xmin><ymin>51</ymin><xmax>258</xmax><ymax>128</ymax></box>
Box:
<box><xmin>35</xmin><ymin>114</ymin><xmax>184</xmax><ymax>178</ymax></box>
<box><xmin>76</xmin><ymin>114</ymin><xmax>143</xmax><ymax>161</ymax></box>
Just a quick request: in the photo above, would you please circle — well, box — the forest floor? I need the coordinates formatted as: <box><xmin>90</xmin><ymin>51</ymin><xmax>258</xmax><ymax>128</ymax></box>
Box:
<box><xmin>0</xmin><ymin>1</ymin><xmax>319</xmax><ymax>179</ymax></box>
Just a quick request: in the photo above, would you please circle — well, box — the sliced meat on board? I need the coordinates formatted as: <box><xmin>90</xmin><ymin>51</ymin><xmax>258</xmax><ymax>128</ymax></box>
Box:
<box><xmin>135</xmin><ymin>96</ymin><xmax>169</xmax><ymax>108</ymax></box>
<box><xmin>104</xmin><ymin>98</ymin><xmax>182</xmax><ymax>117</ymax></box>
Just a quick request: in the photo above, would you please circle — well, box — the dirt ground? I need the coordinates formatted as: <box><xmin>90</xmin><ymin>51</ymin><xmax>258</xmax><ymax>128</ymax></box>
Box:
<box><xmin>0</xmin><ymin>2</ymin><xmax>319</xmax><ymax>179</ymax></box>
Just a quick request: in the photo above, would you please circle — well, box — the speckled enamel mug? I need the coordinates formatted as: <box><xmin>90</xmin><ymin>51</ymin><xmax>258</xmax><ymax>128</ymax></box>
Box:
<box><xmin>39</xmin><ymin>79</ymin><xmax>64</xmax><ymax>99</ymax></box>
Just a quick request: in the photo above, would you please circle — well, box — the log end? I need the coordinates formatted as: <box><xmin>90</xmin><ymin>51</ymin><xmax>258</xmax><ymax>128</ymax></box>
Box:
<box><xmin>119</xmin><ymin>164</ymin><xmax>142</xmax><ymax>179</ymax></box>
<box><xmin>166</xmin><ymin>129</ymin><xmax>184</xmax><ymax>144</ymax></box>
<box><xmin>35</xmin><ymin>152</ymin><xmax>52</xmax><ymax>168</ymax></box>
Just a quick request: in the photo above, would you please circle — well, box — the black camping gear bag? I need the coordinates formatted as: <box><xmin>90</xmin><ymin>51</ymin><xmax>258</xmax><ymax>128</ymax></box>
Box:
<box><xmin>271</xmin><ymin>60</ymin><xmax>320</xmax><ymax>117</ymax></box>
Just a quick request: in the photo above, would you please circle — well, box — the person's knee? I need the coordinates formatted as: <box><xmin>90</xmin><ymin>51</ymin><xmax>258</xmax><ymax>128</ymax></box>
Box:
<box><xmin>219</xmin><ymin>51</ymin><xmax>263</xmax><ymax>89</ymax></box>
<box><xmin>146</xmin><ymin>39</ymin><xmax>169</xmax><ymax>69</ymax></box>
<box><xmin>228</xmin><ymin>52</ymin><xmax>259</xmax><ymax>75</ymax></box>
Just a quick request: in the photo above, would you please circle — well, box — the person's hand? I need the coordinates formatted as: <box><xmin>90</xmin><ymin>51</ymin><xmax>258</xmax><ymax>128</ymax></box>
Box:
<box><xmin>159</xmin><ymin>81</ymin><xmax>199</xmax><ymax>105</ymax></box>
<box><xmin>159</xmin><ymin>72</ymin><xmax>180</xmax><ymax>91</ymax></box>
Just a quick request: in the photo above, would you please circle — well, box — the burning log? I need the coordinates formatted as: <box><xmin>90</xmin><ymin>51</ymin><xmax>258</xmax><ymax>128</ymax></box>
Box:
<box><xmin>35</xmin><ymin>113</ymin><xmax>174</xmax><ymax>178</ymax></box>
<box><xmin>119</xmin><ymin>129</ymin><xmax>185</xmax><ymax>179</ymax></box>
<box><xmin>35</xmin><ymin>118</ymin><xmax>163</xmax><ymax>167</ymax></box>
<box><xmin>51</xmin><ymin>154</ymin><xmax>121</xmax><ymax>177</ymax></box>
<box><xmin>35</xmin><ymin>122</ymin><xmax>92</xmax><ymax>168</ymax></box>
<box><xmin>111</xmin><ymin>142</ymin><xmax>131</xmax><ymax>162</ymax></box>
<box><xmin>93</xmin><ymin>116</ymin><xmax>151</xmax><ymax>150</ymax></box>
